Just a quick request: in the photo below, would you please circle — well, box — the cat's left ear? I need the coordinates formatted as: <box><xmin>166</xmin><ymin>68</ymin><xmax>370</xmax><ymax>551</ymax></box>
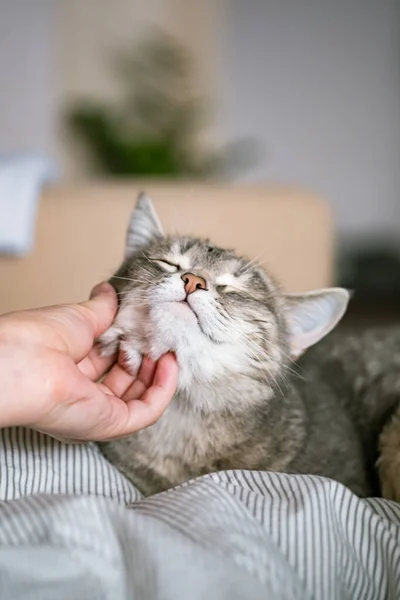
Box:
<box><xmin>283</xmin><ymin>288</ymin><xmax>350</xmax><ymax>359</ymax></box>
<box><xmin>125</xmin><ymin>192</ymin><xmax>164</xmax><ymax>258</ymax></box>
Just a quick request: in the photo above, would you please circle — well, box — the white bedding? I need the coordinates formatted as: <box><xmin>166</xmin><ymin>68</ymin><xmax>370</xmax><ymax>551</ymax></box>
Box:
<box><xmin>0</xmin><ymin>427</ymin><xmax>399</xmax><ymax>599</ymax></box>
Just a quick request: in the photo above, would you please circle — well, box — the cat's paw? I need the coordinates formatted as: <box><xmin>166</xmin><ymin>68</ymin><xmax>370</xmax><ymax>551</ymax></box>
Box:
<box><xmin>120</xmin><ymin>340</ymin><xmax>142</xmax><ymax>377</ymax></box>
<box><xmin>97</xmin><ymin>326</ymin><xmax>143</xmax><ymax>378</ymax></box>
<box><xmin>97</xmin><ymin>326</ymin><xmax>122</xmax><ymax>357</ymax></box>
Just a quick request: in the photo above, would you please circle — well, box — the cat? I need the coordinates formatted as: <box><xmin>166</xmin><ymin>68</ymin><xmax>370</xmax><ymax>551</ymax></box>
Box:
<box><xmin>98</xmin><ymin>192</ymin><xmax>400</xmax><ymax>499</ymax></box>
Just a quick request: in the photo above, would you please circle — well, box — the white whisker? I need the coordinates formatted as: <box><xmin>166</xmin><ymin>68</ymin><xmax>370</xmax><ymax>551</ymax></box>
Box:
<box><xmin>240</xmin><ymin>251</ymin><xmax>266</xmax><ymax>275</ymax></box>
<box><xmin>110</xmin><ymin>275</ymin><xmax>137</xmax><ymax>283</ymax></box>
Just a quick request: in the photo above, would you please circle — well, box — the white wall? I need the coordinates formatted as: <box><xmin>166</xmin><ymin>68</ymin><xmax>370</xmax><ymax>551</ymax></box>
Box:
<box><xmin>55</xmin><ymin>0</ymin><xmax>220</xmax><ymax>177</ymax></box>
<box><xmin>218</xmin><ymin>0</ymin><xmax>400</xmax><ymax>238</ymax></box>
<box><xmin>0</xmin><ymin>0</ymin><xmax>218</xmax><ymax>177</ymax></box>
<box><xmin>2</xmin><ymin>0</ymin><xmax>399</xmax><ymax>239</ymax></box>
<box><xmin>0</xmin><ymin>0</ymin><xmax>56</xmax><ymax>157</ymax></box>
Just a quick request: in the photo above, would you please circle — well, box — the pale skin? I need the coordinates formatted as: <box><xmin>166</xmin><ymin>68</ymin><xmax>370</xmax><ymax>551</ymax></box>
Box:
<box><xmin>0</xmin><ymin>282</ymin><xmax>178</xmax><ymax>441</ymax></box>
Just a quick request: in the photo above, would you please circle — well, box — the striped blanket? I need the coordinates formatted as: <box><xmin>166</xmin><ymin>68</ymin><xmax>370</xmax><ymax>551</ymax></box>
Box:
<box><xmin>0</xmin><ymin>427</ymin><xmax>399</xmax><ymax>599</ymax></box>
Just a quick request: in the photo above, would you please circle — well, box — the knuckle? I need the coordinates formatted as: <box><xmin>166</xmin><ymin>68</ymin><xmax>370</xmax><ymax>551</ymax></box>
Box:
<box><xmin>148</xmin><ymin>399</ymin><xmax>166</xmax><ymax>424</ymax></box>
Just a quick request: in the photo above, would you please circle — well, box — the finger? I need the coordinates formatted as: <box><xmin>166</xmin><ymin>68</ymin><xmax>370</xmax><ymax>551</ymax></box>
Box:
<box><xmin>120</xmin><ymin>353</ymin><xmax>178</xmax><ymax>430</ymax></box>
<box><xmin>122</xmin><ymin>356</ymin><xmax>157</xmax><ymax>400</ymax></box>
<box><xmin>123</xmin><ymin>352</ymin><xmax>178</xmax><ymax>406</ymax></box>
<box><xmin>94</xmin><ymin>354</ymin><xmax>177</xmax><ymax>439</ymax></box>
<box><xmin>77</xmin><ymin>344</ymin><xmax>116</xmax><ymax>381</ymax></box>
<box><xmin>38</xmin><ymin>354</ymin><xmax>178</xmax><ymax>442</ymax></box>
<box><xmin>102</xmin><ymin>362</ymin><xmax>135</xmax><ymax>398</ymax></box>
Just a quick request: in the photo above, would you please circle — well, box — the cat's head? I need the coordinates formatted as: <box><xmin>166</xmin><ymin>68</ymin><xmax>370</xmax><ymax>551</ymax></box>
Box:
<box><xmin>102</xmin><ymin>193</ymin><xmax>349</xmax><ymax>399</ymax></box>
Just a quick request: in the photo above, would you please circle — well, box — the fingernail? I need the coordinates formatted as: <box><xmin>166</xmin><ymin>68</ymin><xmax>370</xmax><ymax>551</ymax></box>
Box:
<box><xmin>90</xmin><ymin>282</ymin><xmax>113</xmax><ymax>299</ymax></box>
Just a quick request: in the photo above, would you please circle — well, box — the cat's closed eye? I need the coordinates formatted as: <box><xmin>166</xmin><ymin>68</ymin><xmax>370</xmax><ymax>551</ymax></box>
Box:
<box><xmin>216</xmin><ymin>285</ymin><xmax>238</xmax><ymax>294</ymax></box>
<box><xmin>149</xmin><ymin>258</ymin><xmax>180</xmax><ymax>273</ymax></box>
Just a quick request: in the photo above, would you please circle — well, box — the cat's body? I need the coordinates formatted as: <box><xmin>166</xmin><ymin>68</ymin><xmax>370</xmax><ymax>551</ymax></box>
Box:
<box><xmin>98</xmin><ymin>194</ymin><xmax>400</xmax><ymax>498</ymax></box>
<box><xmin>100</xmin><ymin>328</ymin><xmax>400</xmax><ymax>497</ymax></box>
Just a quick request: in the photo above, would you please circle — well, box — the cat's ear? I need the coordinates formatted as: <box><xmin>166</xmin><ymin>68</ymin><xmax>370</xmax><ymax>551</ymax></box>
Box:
<box><xmin>283</xmin><ymin>288</ymin><xmax>350</xmax><ymax>358</ymax></box>
<box><xmin>125</xmin><ymin>192</ymin><xmax>164</xmax><ymax>258</ymax></box>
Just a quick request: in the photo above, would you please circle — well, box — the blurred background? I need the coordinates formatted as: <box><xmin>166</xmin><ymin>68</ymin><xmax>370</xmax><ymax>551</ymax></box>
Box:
<box><xmin>1</xmin><ymin>0</ymin><xmax>400</xmax><ymax>326</ymax></box>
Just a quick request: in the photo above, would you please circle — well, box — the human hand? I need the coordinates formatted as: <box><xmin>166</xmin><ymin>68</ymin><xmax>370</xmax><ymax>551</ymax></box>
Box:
<box><xmin>0</xmin><ymin>283</ymin><xmax>178</xmax><ymax>441</ymax></box>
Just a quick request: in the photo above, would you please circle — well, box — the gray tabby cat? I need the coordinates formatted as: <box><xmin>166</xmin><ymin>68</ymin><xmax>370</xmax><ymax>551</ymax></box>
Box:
<box><xmin>98</xmin><ymin>193</ymin><xmax>400</xmax><ymax>499</ymax></box>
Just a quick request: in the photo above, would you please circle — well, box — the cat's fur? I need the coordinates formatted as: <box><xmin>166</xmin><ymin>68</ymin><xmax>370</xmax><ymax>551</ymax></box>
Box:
<box><xmin>98</xmin><ymin>193</ymin><xmax>400</xmax><ymax>498</ymax></box>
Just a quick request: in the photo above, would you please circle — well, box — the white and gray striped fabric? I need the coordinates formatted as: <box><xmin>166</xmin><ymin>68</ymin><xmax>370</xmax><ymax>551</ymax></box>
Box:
<box><xmin>0</xmin><ymin>427</ymin><xmax>400</xmax><ymax>599</ymax></box>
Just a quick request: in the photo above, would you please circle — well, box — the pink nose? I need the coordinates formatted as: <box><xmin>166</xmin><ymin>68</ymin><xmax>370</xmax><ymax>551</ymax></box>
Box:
<box><xmin>181</xmin><ymin>272</ymin><xmax>207</xmax><ymax>295</ymax></box>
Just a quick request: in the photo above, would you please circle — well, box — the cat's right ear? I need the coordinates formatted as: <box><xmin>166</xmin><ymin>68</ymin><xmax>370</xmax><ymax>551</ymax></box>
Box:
<box><xmin>125</xmin><ymin>192</ymin><xmax>164</xmax><ymax>258</ymax></box>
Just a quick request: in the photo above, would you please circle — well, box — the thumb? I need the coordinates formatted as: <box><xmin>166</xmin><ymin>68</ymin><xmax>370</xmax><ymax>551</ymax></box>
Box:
<box><xmin>52</xmin><ymin>282</ymin><xmax>118</xmax><ymax>362</ymax></box>
<box><xmin>80</xmin><ymin>282</ymin><xmax>118</xmax><ymax>338</ymax></box>
<box><xmin>89</xmin><ymin>281</ymin><xmax>115</xmax><ymax>301</ymax></box>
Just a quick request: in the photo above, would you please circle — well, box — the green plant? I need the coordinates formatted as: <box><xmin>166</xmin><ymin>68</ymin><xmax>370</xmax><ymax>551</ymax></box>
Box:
<box><xmin>67</xmin><ymin>32</ymin><xmax>251</xmax><ymax>178</ymax></box>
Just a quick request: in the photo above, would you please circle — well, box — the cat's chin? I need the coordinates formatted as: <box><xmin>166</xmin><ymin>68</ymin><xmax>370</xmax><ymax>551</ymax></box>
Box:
<box><xmin>168</xmin><ymin>300</ymin><xmax>199</xmax><ymax>323</ymax></box>
<box><xmin>145</xmin><ymin>302</ymin><xmax>220</xmax><ymax>389</ymax></box>
<box><xmin>149</xmin><ymin>300</ymin><xmax>202</xmax><ymax>344</ymax></box>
